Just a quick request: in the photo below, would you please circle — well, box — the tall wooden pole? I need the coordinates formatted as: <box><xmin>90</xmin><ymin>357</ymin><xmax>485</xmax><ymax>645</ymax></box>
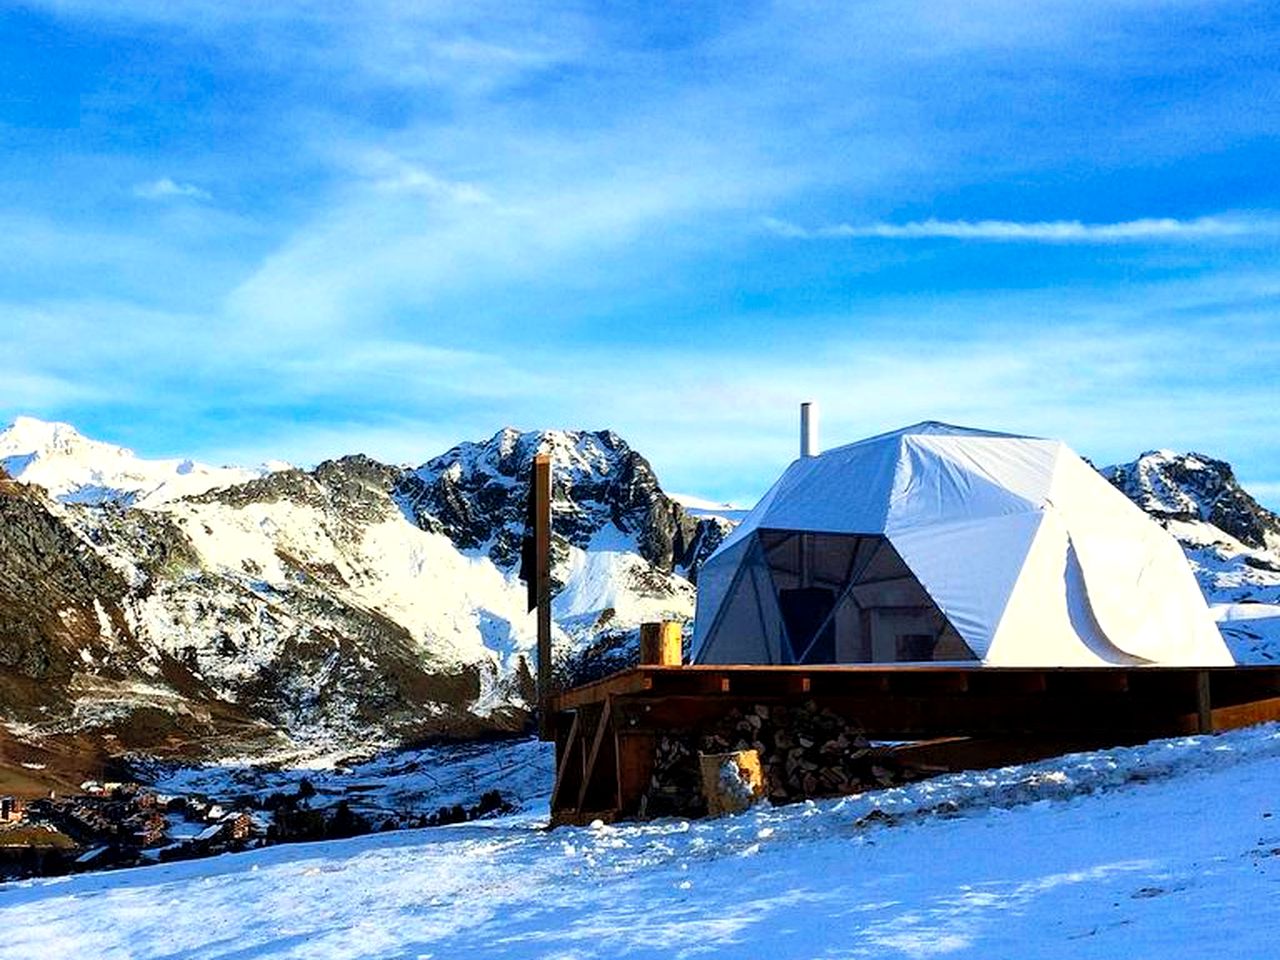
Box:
<box><xmin>534</xmin><ymin>453</ymin><xmax>553</xmax><ymax>740</ymax></box>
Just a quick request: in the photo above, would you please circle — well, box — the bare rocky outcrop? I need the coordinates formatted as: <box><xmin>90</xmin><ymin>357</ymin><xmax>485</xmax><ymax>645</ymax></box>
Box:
<box><xmin>1104</xmin><ymin>451</ymin><xmax>1280</xmax><ymax>553</ymax></box>
<box><xmin>1103</xmin><ymin>451</ymin><xmax>1280</xmax><ymax>625</ymax></box>
<box><xmin>397</xmin><ymin>427</ymin><xmax>730</xmax><ymax>578</ymax></box>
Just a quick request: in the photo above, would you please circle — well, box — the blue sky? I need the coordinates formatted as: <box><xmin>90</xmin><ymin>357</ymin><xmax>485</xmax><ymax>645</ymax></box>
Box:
<box><xmin>2</xmin><ymin>0</ymin><xmax>1278</xmax><ymax>507</ymax></box>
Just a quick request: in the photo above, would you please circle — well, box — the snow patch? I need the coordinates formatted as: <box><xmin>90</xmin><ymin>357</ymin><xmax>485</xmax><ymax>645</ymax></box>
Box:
<box><xmin>0</xmin><ymin>416</ymin><xmax>276</xmax><ymax>507</ymax></box>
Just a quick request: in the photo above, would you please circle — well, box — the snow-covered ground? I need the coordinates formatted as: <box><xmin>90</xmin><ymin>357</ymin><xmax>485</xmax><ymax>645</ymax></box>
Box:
<box><xmin>8</xmin><ymin>725</ymin><xmax>1280</xmax><ymax>959</ymax></box>
<box><xmin>142</xmin><ymin>737</ymin><xmax>553</xmax><ymax>823</ymax></box>
<box><xmin>1213</xmin><ymin>602</ymin><xmax>1280</xmax><ymax>664</ymax></box>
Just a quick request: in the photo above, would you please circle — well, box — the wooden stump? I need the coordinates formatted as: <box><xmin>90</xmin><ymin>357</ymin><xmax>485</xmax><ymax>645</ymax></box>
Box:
<box><xmin>639</xmin><ymin>621</ymin><xmax>683</xmax><ymax>666</ymax></box>
<box><xmin>699</xmin><ymin>749</ymin><xmax>764</xmax><ymax>817</ymax></box>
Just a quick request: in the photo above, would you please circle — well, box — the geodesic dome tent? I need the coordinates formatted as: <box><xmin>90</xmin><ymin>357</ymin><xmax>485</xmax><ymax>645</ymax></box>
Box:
<box><xmin>691</xmin><ymin>422</ymin><xmax>1232</xmax><ymax>667</ymax></box>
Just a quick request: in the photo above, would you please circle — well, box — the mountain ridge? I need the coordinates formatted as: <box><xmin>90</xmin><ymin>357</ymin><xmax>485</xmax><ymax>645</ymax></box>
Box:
<box><xmin>0</xmin><ymin>416</ymin><xmax>1277</xmax><ymax>770</ymax></box>
<box><xmin>0</xmin><ymin>417</ymin><xmax>726</xmax><ymax>766</ymax></box>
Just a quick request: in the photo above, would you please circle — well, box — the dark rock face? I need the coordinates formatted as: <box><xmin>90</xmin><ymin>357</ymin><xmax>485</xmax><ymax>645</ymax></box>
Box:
<box><xmin>397</xmin><ymin>427</ymin><xmax>730</xmax><ymax>578</ymax></box>
<box><xmin>191</xmin><ymin>455</ymin><xmax>400</xmax><ymax>515</ymax></box>
<box><xmin>0</xmin><ymin>476</ymin><xmax>128</xmax><ymax>686</ymax></box>
<box><xmin>1104</xmin><ymin>452</ymin><xmax>1280</xmax><ymax>551</ymax></box>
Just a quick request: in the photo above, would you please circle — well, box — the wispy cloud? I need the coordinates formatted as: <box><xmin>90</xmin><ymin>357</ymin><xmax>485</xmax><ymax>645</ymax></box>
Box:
<box><xmin>5</xmin><ymin>273</ymin><xmax>1280</xmax><ymax>509</ymax></box>
<box><xmin>132</xmin><ymin>178</ymin><xmax>212</xmax><ymax>202</ymax></box>
<box><xmin>764</xmin><ymin>214</ymin><xmax>1280</xmax><ymax>243</ymax></box>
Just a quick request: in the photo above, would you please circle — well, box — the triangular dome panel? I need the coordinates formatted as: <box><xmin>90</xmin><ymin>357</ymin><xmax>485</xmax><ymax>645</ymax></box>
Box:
<box><xmin>889</xmin><ymin>511</ymin><xmax>1044</xmax><ymax>660</ymax></box>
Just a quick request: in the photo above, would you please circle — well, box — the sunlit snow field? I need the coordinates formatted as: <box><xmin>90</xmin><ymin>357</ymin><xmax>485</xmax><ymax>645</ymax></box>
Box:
<box><xmin>8</xmin><ymin>725</ymin><xmax>1280</xmax><ymax>960</ymax></box>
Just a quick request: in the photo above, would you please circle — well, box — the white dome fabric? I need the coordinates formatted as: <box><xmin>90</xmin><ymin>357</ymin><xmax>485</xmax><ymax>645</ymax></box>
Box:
<box><xmin>691</xmin><ymin>422</ymin><xmax>1232</xmax><ymax>667</ymax></box>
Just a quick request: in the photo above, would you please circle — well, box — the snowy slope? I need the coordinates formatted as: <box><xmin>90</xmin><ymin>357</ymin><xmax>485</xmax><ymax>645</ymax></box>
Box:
<box><xmin>0</xmin><ymin>416</ymin><xmax>272</xmax><ymax>506</ymax></box>
<box><xmin>8</xmin><ymin>725</ymin><xmax>1280</xmax><ymax>959</ymax></box>
<box><xmin>670</xmin><ymin>491</ymin><xmax>752</xmax><ymax>522</ymax></box>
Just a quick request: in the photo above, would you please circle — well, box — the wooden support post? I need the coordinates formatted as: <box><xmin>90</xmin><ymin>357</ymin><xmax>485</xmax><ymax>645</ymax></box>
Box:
<box><xmin>639</xmin><ymin>621</ymin><xmax>683</xmax><ymax>666</ymax></box>
<box><xmin>577</xmin><ymin>698</ymin><xmax>615</xmax><ymax>813</ymax></box>
<box><xmin>549</xmin><ymin>711</ymin><xmax>582</xmax><ymax>814</ymax></box>
<box><xmin>616</xmin><ymin>730</ymin><xmax>655</xmax><ymax>818</ymax></box>
<box><xmin>534</xmin><ymin>453</ymin><xmax>553</xmax><ymax>740</ymax></box>
<box><xmin>1196</xmin><ymin>670</ymin><xmax>1213</xmax><ymax>734</ymax></box>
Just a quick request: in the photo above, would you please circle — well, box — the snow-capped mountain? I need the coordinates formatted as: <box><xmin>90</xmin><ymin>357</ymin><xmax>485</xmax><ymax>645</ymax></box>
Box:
<box><xmin>1103</xmin><ymin>450</ymin><xmax>1280</xmax><ymax>604</ymax></box>
<box><xmin>0</xmin><ymin>416</ymin><xmax>272</xmax><ymax>507</ymax></box>
<box><xmin>399</xmin><ymin>427</ymin><xmax>730</xmax><ymax>576</ymax></box>
<box><xmin>400</xmin><ymin>428</ymin><xmax>731</xmax><ymax>680</ymax></box>
<box><xmin>1104</xmin><ymin>449</ymin><xmax>1280</xmax><ymax>557</ymax></box>
<box><xmin>1103</xmin><ymin>450</ymin><xmax>1280</xmax><ymax>661</ymax></box>
<box><xmin>0</xmin><ymin>419</ymin><xmax>728</xmax><ymax>762</ymax></box>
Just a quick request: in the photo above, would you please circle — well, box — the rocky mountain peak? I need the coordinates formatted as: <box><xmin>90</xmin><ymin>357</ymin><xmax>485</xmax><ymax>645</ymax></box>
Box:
<box><xmin>396</xmin><ymin>427</ymin><xmax>729</xmax><ymax>576</ymax></box>
<box><xmin>1103</xmin><ymin>450</ymin><xmax>1280</xmax><ymax>553</ymax></box>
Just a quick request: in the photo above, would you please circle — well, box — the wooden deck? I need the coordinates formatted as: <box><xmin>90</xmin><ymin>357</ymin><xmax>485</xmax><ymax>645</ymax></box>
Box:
<box><xmin>546</xmin><ymin>664</ymin><xmax>1280</xmax><ymax>825</ymax></box>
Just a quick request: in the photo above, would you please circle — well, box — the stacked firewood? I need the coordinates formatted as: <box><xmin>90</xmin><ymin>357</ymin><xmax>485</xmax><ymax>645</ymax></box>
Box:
<box><xmin>641</xmin><ymin>700</ymin><xmax>914</xmax><ymax>819</ymax></box>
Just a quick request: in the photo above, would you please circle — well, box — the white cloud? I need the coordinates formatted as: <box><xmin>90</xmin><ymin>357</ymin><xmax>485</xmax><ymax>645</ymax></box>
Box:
<box><xmin>0</xmin><ymin>369</ymin><xmax>105</xmax><ymax>412</ymax></box>
<box><xmin>222</xmin><ymin>133</ymin><xmax>794</xmax><ymax>333</ymax></box>
<box><xmin>351</xmin><ymin>151</ymin><xmax>494</xmax><ymax>205</ymax></box>
<box><xmin>31</xmin><ymin>1</ymin><xmax>589</xmax><ymax>98</ymax></box>
<box><xmin>132</xmin><ymin>178</ymin><xmax>212</xmax><ymax>202</ymax></box>
<box><xmin>763</xmin><ymin>214</ymin><xmax>1280</xmax><ymax>243</ymax></box>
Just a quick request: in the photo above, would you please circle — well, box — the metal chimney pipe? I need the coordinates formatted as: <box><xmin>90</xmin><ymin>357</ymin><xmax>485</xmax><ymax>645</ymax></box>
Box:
<box><xmin>800</xmin><ymin>401</ymin><xmax>819</xmax><ymax>458</ymax></box>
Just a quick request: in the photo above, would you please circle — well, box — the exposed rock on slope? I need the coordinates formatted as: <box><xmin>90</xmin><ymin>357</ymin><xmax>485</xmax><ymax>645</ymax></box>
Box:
<box><xmin>0</xmin><ymin>469</ymin><xmax>129</xmax><ymax>700</ymax></box>
<box><xmin>0</xmin><ymin>470</ymin><xmax>270</xmax><ymax>755</ymax></box>
<box><xmin>1104</xmin><ymin>450</ymin><xmax>1280</xmax><ymax>554</ymax></box>
<box><xmin>398</xmin><ymin>427</ymin><xmax>730</xmax><ymax>577</ymax></box>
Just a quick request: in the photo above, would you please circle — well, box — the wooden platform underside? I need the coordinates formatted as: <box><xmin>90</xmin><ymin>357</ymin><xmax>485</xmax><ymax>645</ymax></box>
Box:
<box><xmin>546</xmin><ymin>664</ymin><xmax>1280</xmax><ymax>826</ymax></box>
